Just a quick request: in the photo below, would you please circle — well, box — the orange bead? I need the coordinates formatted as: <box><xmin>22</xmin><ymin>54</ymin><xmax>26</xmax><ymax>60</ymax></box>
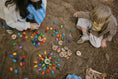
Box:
<box><xmin>23</xmin><ymin>32</ymin><xmax>26</xmax><ymax>35</ymax></box>
<box><xmin>46</xmin><ymin>27</ymin><xmax>49</xmax><ymax>30</ymax></box>
<box><xmin>30</xmin><ymin>36</ymin><xmax>33</xmax><ymax>39</ymax></box>
<box><xmin>43</xmin><ymin>37</ymin><xmax>46</xmax><ymax>40</ymax></box>
<box><xmin>49</xmin><ymin>57</ymin><xmax>51</xmax><ymax>60</ymax></box>
<box><xmin>42</xmin><ymin>71</ymin><xmax>45</xmax><ymax>75</ymax></box>
<box><xmin>33</xmin><ymin>61</ymin><xmax>38</xmax><ymax>64</ymax></box>
<box><xmin>20</xmin><ymin>62</ymin><xmax>23</xmax><ymax>66</ymax></box>
<box><xmin>49</xmin><ymin>67</ymin><xmax>51</xmax><ymax>70</ymax></box>
<box><xmin>10</xmin><ymin>67</ymin><xmax>13</xmax><ymax>71</ymax></box>
<box><xmin>66</xmin><ymin>57</ymin><xmax>70</xmax><ymax>59</ymax></box>
<box><xmin>59</xmin><ymin>37</ymin><xmax>61</xmax><ymax>40</ymax></box>
<box><xmin>41</xmin><ymin>58</ymin><xmax>44</xmax><ymax>61</ymax></box>
<box><xmin>25</xmin><ymin>36</ymin><xmax>28</xmax><ymax>39</ymax></box>
<box><xmin>57</xmin><ymin>34</ymin><xmax>59</xmax><ymax>37</ymax></box>
<box><xmin>59</xmin><ymin>34</ymin><xmax>62</xmax><ymax>37</ymax></box>
<box><xmin>43</xmin><ymin>40</ymin><xmax>45</xmax><ymax>43</ymax></box>
<box><xmin>52</xmin><ymin>67</ymin><xmax>56</xmax><ymax>71</ymax></box>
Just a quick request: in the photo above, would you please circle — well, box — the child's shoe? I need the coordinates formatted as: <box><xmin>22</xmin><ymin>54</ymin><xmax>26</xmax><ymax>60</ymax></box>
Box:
<box><xmin>77</xmin><ymin>34</ymin><xmax>89</xmax><ymax>44</ymax></box>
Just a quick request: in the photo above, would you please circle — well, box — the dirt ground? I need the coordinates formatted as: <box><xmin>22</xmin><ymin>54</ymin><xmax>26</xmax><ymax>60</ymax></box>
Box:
<box><xmin>0</xmin><ymin>0</ymin><xmax>118</xmax><ymax>79</ymax></box>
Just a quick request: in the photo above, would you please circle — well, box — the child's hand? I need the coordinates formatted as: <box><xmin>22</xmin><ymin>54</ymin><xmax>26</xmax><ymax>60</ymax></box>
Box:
<box><xmin>30</xmin><ymin>23</ymin><xmax>40</xmax><ymax>30</ymax></box>
<box><xmin>73</xmin><ymin>12</ymin><xmax>78</xmax><ymax>17</ymax></box>
<box><xmin>101</xmin><ymin>39</ymin><xmax>107</xmax><ymax>48</ymax></box>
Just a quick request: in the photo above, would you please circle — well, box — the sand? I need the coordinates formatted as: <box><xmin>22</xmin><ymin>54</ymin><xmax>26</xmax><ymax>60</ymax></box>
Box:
<box><xmin>0</xmin><ymin>0</ymin><xmax>118</xmax><ymax>79</ymax></box>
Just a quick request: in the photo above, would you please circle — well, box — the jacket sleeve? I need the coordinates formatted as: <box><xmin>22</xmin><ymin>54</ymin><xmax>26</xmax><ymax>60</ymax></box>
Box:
<box><xmin>42</xmin><ymin>0</ymin><xmax>47</xmax><ymax>10</ymax></box>
<box><xmin>105</xmin><ymin>18</ymin><xmax>117</xmax><ymax>41</ymax></box>
<box><xmin>76</xmin><ymin>11</ymin><xmax>90</xmax><ymax>19</ymax></box>
<box><xmin>4</xmin><ymin>5</ymin><xmax>30</xmax><ymax>31</ymax></box>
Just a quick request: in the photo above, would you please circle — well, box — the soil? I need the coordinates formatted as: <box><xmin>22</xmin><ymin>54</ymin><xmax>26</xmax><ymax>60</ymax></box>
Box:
<box><xmin>0</xmin><ymin>0</ymin><xmax>118</xmax><ymax>79</ymax></box>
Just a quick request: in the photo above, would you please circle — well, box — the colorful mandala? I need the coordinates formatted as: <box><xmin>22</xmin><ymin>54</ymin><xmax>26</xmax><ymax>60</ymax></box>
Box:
<box><xmin>33</xmin><ymin>51</ymin><xmax>61</xmax><ymax>75</ymax></box>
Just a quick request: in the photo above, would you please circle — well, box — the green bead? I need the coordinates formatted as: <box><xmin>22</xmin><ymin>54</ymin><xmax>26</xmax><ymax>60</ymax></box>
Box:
<box><xmin>42</xmin><ymin>35</ymin><xmax>45</xmax><ymax>37</ymax></box>
<box><xmin>46</xmin><ymin>64</ymin><xmax>49</xmax><ymax>68</ymax></box>
<box><xmin>70</xmin><ymin>30</ymin><xmax>73</xmax><ymax>32</ymax></box>
<box><xmin>61</xmin><ymin>37</ymin><xmax>63</xmax><ymax>40</ymax></box>
<box><xmin>40</xmin><ymin>33</ymin><xmax>43</xmax><ymax>36</ymax></box>
<box><xmin>49</xmin><ymin>63</ymin><xmax>52</xmax><ymax>66</ymax></box>
<box><xmin>20</xmin><ymin>35</ymin><xmax>22</xmax><ymax>37</ymax></box>
<box><xmin>54</xmin><ymin>61</ymin><xmax>58</xmax><ymax>64</ymax></box>
<box><xmin>61</xmin><ymin>25</ymin><xmax>63</xmax><ymax>28</ymax></box>
<box><xmin>40</xmin><ymin>61</ymin><xmax>44</xmax><ymax>64</ymax></box>
<box><xmin>51</xmin><ymin>34</ymin><xmax>55</xmax><ymax>37</ymax></box>
<box><xmin>50</xmin><ymin>61</ymin><xmax>52</xmax><ymax>63</ymax></box>
<box><xmin>52</xmin><ymin>30</ymin><xmax>55</xmax><ymax>32</ymax></box>
<box><xmin>53</xmin><ymin>56</ymin><xmax>56</xmax><ymax>58</ymax></box>
<box><xmin>12</xmin><ymin>43</ymin><xmax>16</xmax><ymax>46</ymax></box>
<box><xmin>42</xmin><ymin>64</ymin><xmax>45</xmax><ymax>67</ymax></box>
<box><xmin>45</xmin><ymin>56</ymin><xmax>47</xmax><ymax>59</ymax></box>
<box><xmin>37</xmin><ymin>34</ymin><xmax>40</xmax><ymax>36</ymax></box>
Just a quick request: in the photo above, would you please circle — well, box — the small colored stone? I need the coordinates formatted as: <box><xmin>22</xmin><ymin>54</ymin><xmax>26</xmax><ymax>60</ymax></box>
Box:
<box><xmin>38</xmin><ymin>68</ymin><xmax>42</xmax><ymax>71</ymax></box>
<box><xmin>56</xmin><ymin>38</ymin><xmax>58</xmax><ymax>41</ymax></box>
<box><xmin>51</xmin><ymin>34</ymin><xmax>55</xmax><ymax>37</ymax></box>
<box><xmin>25</xmin><ymin>36</ymin><xmax>28</xmax><ymax>39</ymax></box>
<box><xmin>57</xmin><ymin>64</ymin><xmax>61</xmax><ymax>66</ymax></box>
<box><xmin>43</xmin><ymin>66</ymin><xmax>46</xmax><ymax>70</ymax></box>
<box><xmin>33</xmin><ymin>43</ymin><xmax>35</xmax><ymax>46</ymax></box>
<box><xmin>42</xmin><ymin>71</ymin><xmax>45</xmax><ymax>75</ymax></box>
<box><xmin>61</xmin><ymin>25</ymin><xmax>63</xmax><ymax>28</ymax></box>
<box><xmin>22</xmin><ymin>39</ymin><xmax>26</xmax><ymax>42</ymax></box>
<box><xmin>52</xmin><ymin>67</ymin><xmax>56</xmax><ymax>71</ymax></box>
<box><xmin>33</xmin><ymin>61</ymin><xmax>38</xmax><ymax>64</ymax></box>
<box><xmin>46</xmin><ymin>27</ymin><xmax>49</xmax><ymax>30</ymax></box>
<box><xmin>50</xmin><ymin>52</ymin><xmax>53</xmax><ymax>56</ymax></box>
<box><xmin>10</xmin><ymin>55</ymin><xmax>13</xmax><ymax>58</ymax></box>
<box><xmin>62</xmin><ymin>33</ymin><xmax>65</xmax><ymax>36</ymax></box>
<box><xmin>13</xmin><ymin>59</ymin><xmax>17</xmax><ymax>62</ymax></box>
<box><xmin>66</xmin><ymin>38</ymin><xmax>69</xmax><ymax>40</ymax></box>
<box><xmin>19</xmin><ymin>46</ymin><xmax>23</xmax><ymax>49</ymax></box>
<box><xmin>54</xmin><ymin>61</ymin><xmax>58</xmax><ymax>64</ymax></box>
<box><xmin>21</xmin><ymin>58</ymin><xmax>24</xmax><ymax>62</ymax></box>
<box><xmin>50</xmin><ymin>27</ymin><xmax>53</xmax><ymax>30</ymax></box>
<box><xmin>3</xmin><ymin>24</ymin><xmax>5</xmax><ymax>28</ymax></box>
<box><xmin>38</xmin><ymin>64</ymin><xmax>42</xmax><ymax>66</ymax></box>
<box><xmin>35</xmin><ymin>45</ymin><xmax>38</xmax><ymax>47</ymax></box>
<box><xmin>55</xmin><ymin>32</ymin><xmax>58</xmax><ymax>34</ymax></box>
<box><xmin>68</xmin><ymin>40</ymin><xmax>72</xmax><ymax>43</ymax></box>
<box><xmin>56</xmin><ymin>67</ymin><xmax>60</xmax><ymax>70</ymax></box>
<box><xmin>52</xmin><ymin>30</ymin><xmax>55</xmax><ymax>32</ymax></box>
<box><xmin>22</xmin><ymin>56</ymin><xmax>26</xmax><ymax>59</ymax></box>
<box><xmin>16</xmin><ymin>56</ymin><xmax>19</xmax><ymax>60</ymax></box>
<box><xmin>61</xmin><ymin>37</ymin><xmax>63</xmax><ymax>40</ymax></box>
<box><xmin>15</xmin><ymin>69</ymin><xmax>18</xmax><ymax>74</ymax></box>
<box><xmin>42</xmin><ymin>64</ymin><xmax>45</xmax><ymax>67</ymax></box>
<box><xmin>12</xmin><ymin>43</ymin><xmax>16</xmax><ymax>46</ymax></box>
<box><xmin>13</xmin><ymin>53</ymin><xmax>17</xmax><ymax>56</ymax></box>
<box><xmin>53</xmin><ymin>21</ymin><xmax>56</xmax><ymax>24</ymax></box>
<box><xmin>35</xmin><ymin>35</ymin><xmax>38</xmax><ymax>38</ymax></box>
<box><xmin>17</xmin><ymin>33</ymin><xmax>21</xmax><ymax>36</ymax></box>
<box><xmin>38</xmin><ymin>43</ymin><xmax>40</xmax><ymax>45</ymax></box>
<box><xmin>40</xmin><ymin>42</ymin><xmax>43</xmax><ymax>45</ymax></box>
<box><xmin>34</xmin><ymin>65</ymin><xmax>38</xmax><ymax>68</ymax></box>
<box><xmin>10</xmin><ymin>67</ymin><xmax>13</xmax><ymax>71</ymax></box>
<box><xmin>41</xmin><ymin>23</ymin><xmax>44</xmax><ymax>26</ymax></box>
<box><xmin>51</xmin><ymin>70</ymin><xmax>54</xmax><ymax>75</ymax></box>
<box><xmin>57</xmin><ymin>59</ymin><xmax>61</xmax><ymax>61</ymax></box>
<box><xmin>20</xmin><ymin>35</ymin><xmax>22</xmax><ymax>37</ymax></box>
<box><xmin>70</xmin><ymin>30</ymin><xmax>74</xmax><ymax>32</ymax></box>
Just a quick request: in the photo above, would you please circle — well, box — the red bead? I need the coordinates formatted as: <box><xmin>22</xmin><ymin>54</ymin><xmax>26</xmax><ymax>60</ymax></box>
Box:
<box><xmin>46</xmin><ymin>12</ymin><xmax>48</xmax><ymax>15</ymax></box>
<box><xmin>22</xmin><ymin>56</ymin><xmax>26</xmax><ymax>59</ymax></box>
<box><xmin>41</xmin><ymin>23</ymin><xmax>44</xmax><ymax>26</ymax></box>
<box><xmin>47</xmin><ymin>69</ymin><xmax>49</xmax><ymax>73</ymax></box>
<box><xmin>53</xmin><ymin>28</ymin><xmax>56</xmax><ymax>30</ymax></box>
<box><xmin>40</xmin><ymin>42</ymin><xmax>43</xmax><ymax>45</ymax></box>
<box><xmin>35</xmin><ymin>31</ymin><xmax>38</xmax><ymax>34</ymax></box>
<box><xmin>52</xmin><ymin>63</ymin><xmax>55</xmax><ymax>66</ymax></box>
<box><xmin>24</xmin><ymin>30</ymin><xmax>27</xmax><ymax>32</ymax></box>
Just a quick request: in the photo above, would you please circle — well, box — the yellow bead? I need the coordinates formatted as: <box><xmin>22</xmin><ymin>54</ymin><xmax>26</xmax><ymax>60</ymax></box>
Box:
<box><xmin>50</xmin><ymin>27</ymin><xmax>53</xmax><ymax>30</ymax></box>
<box><xmin>34</xmin><ymin>65</ymin><xmax>38</xmax><ymax>68</ymax></box>
<box><xmin>13</xmin><ymin>53</ymin><xmax>17</xmax><ymax>55</ymax></box>
<box><xmin>44</xmin><ymin>51</ymin><xmax>46</xmax><ymax>55</ymax></box>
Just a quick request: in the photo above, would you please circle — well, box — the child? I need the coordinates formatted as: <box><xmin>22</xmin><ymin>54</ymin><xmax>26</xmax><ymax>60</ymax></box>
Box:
<box><xmin>0</xmin><ymin>0</ymin><xmax>47</xmax><ymax>31</ymax></box>
<box><xmin>26</xmin><ymin>0</ymin><xmax>47</xmax><ymax>25</ymax></box>
<box><xmin>73</xmin><ymin>4</ymin><xmax>117</xmax><ymax>48</ymax></box>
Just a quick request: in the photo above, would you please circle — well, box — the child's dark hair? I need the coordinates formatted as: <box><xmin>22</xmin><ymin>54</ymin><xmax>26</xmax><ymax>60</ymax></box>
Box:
<box><xmin>5</xmin><ymin>0</ymin><xmax>42</xmax><ymax>18</ymax></box>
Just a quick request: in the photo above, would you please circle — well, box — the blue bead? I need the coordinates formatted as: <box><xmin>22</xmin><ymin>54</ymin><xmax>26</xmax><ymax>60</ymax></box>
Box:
<box><xmin>8</xmin><ymin>27</ymin><xmax>12</xmax><ymax>30</ymax></box>
<box><xmin>55</xmin><ymin>32</ymin><xmax>58</xmax><ymax>34</ymax></box>
<box><xmin>13</xmin><ymin>59</ymin><xmax>16</xmax><ymax>62</ymax></box>
<box><xmin>43</xmin><ymin>67</ymin><xmax>46</xmax><ymax>70</ymax></box>
<box><xmin>2</xmin><ymin>24</ymin><xmax>5</xmax><ymax>28</ymax></box>
<box><xmin>35</xmin><ymin>41</ymin><xmax>38</xmax><ymax>44</ymax></box>
<box><xmin>53</xmin><ymin>21</ymin><xmax>56</xmax><ymax>24</ymax></box>
<box><xmin>21</xmin><ymin>58</ymin><xmax>24</xmax><ymax>62</ymax></box>
<box><xmin>57</xmin><ymin>64</ymin><xmax>61</xmax><ymax>66</ymax></box>
<box><xmin>35</xmin><ymin>45</ymin><xmax>38</xmax><ymax>47</ymax></box>
<box><xmin>17</xmin><ymin>33</ymin><xmax>21</xmax><ymax>36</ymax></box>
<box><xmin>51</xmin><ymin>70</ymin><xmax>54</xmax><ymax>75</ymax></box>
<box><xmin>33</xmin><ymin>43</ymin><xmax>35</xmax><ymax>46</ymax></box>
<box><xmin>66</xmin><ymin>38</ymin><xmax>69</xmax><ymax>40</ymax></box>
<box><xmin>57</xmin><ymin>59</ymin><xmax>61</xmax><ymax>61</ymax></box>
<box><xmin>24</xmin><ymin>78</ymin><xmax>28</xmax><ymax>79</ymax></box>
<box><xmin>35</xmin><ymin>35</ymin><xmax>38</xmax><ymax>38</ymax></box>
<box><xmin>62</xmin><ymin>33</ymin><xmax>65</xmax><ymax>36</ymax></box>
<box><xmin>34</xmin><ymin>39</ymin><xmax>37</xmax><ymax>41</ymax></box>
<box><xmin>15</xmin><ymin>69</ymin><xmax>18</xmax><ymax>74</ymax></box>
<box><xmin>16</xmin><ymin>56</ymin><xmax>19</xmax><ymax>60</ymax></box>
<box><xmin>38</xmin><ymin>64</ymin><xmax>42</xmax><ymax>66</ymax></box>
<box><xmin>10</xmin><ymin>55</ymin><xmax>13</xmax><ymax>58</ymax></box>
